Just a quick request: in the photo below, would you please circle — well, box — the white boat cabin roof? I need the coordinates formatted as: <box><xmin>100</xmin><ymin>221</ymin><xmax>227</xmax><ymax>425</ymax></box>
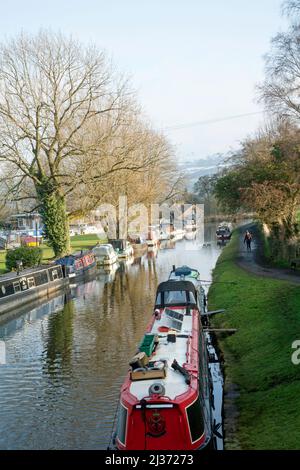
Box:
<box><xmin>129</xmin><ymin>307</ymin><xmax>194</xmax><ymax>401</ymax></box>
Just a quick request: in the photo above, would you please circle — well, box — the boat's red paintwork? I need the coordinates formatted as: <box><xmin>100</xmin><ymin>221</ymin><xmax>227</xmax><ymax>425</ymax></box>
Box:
<box><xmin>115</xmin><ymin>305</ymin><xmax>212</xmax><ymax>450</ymax></box>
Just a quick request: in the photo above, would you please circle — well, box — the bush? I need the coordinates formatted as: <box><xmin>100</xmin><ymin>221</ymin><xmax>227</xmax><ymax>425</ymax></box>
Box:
<box><xmin>6</xmin><ymin>246</ymin><xmax>43</xmax><ymax>271</ymax></box>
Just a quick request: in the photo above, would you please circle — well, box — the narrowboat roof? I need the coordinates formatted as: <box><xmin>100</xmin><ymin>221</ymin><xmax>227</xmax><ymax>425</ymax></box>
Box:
<box><xmin>108</xmin><ymin>239</ymin><xmax>129</xmax><ymax>249</ymax></box>
<box><xmin>0</xmin><ymin>264</ymin><xmax>59</xmax><ymax>282</ymax></box>
<box><xmin>55</xmin><ymin>250</ymin><xmax>93</xmax><ymax>265</ymax></box>
<box><xmin>128</xmin><ymin>306</ymin><xmax>195</xmax><ymax>402</ymax></box>
<box><xmin>156</xmin><ymin>280</ymin><xmax>197</xmax><ymax>296</ymax></box>
<box><xmin>169</xmin><ymin>266</ymin><xmax>200</xmax><ymax>280</ymax></box>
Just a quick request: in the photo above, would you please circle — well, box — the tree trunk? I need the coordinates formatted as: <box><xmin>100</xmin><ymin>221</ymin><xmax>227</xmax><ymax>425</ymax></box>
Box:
<box><xmin>36</xmin><ymin>180</ymin><xmax>70</xmax><ymax>257</ymax></box>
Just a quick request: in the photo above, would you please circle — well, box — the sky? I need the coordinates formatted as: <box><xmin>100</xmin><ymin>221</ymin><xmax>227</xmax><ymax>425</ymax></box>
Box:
<box><xmin>0</xmin><ymin>0</ymin><xmax>288</xmax><ymax>161</ymax></box>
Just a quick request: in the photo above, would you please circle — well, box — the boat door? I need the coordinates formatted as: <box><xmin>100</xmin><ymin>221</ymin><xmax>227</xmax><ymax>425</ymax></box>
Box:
<box><xmin>126</xmin><ymin>404</ymin><xmax>188</xmax><ymax>450</ymax></box>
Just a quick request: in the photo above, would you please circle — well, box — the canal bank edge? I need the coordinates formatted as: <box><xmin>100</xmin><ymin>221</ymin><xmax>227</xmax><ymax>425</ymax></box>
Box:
<box><xmin>208</xmin><ymin>229</ymin><xmax>300</xmax><ymax>450</ymax></box>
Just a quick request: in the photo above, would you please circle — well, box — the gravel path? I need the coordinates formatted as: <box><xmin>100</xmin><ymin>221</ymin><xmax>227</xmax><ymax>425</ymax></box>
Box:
<box><xmin>236</xmin><ymin>223</ymin><xmax>300</xmax><ymax>284</ymax></box>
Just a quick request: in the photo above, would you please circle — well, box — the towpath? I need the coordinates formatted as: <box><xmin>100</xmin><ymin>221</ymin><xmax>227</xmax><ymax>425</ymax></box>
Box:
<box><xmin>235</xmin><ymin>223</ymin><xmax>300</xmax><ymax>284</ymax></box>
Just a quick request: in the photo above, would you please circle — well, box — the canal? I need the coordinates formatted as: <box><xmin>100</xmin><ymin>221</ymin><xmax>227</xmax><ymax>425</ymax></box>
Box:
<box><xmin>0</xmin><ymin>224</ymin><xmax>223</xmax><ymax>450</ymax></box>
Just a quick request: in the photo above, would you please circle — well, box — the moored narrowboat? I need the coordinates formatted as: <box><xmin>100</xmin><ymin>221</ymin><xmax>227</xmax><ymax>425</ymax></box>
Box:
<box><xmin>216</xmin><ymin>222</ymin><xmax>232</xmax><ymax>241</ymax></box>
<box><xmin>128</xmin><ymin>235</ymin><xmax>148</xmax><ymax>253</ymax></box>
<box><xmin>0</xmin><ymin>264</ymin><xmax>66</xmax><ymax>315</ymax></box>
<box><xmin>55</xmin><ymin>250</ymin><xmax>96</xmax><ymax>278</ymax></box>
<box><xmin>114</xmin><ymin>266</ymin><xmax>214</xmax><ymax>450</ymax></box>
<box><xmin>92</xmin><ymin>243</ymin><xmax>118</xmax><ymax>266</ymax></box>
<box><xmin>108</xmin><ymin>239</ymin><xmax>134</xmax><ymax>259</ymax></box>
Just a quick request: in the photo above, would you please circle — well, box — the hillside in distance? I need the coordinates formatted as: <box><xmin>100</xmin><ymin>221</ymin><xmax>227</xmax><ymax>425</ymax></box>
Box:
<box><xmin>178</xmin><ymin>154</ymin><xmax>228</xmax><ymax>190</ymax></box>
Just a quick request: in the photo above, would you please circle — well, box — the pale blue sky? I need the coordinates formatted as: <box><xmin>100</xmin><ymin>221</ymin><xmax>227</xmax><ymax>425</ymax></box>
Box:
<box><xmin>0</xmin><ymin>0</ymin><xmax>287</xmax><ymax>160</ymax></box>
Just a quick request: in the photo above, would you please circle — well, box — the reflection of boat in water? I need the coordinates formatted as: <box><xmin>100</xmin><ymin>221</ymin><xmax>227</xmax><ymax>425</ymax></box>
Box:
<box><xmin>147</xmin><ymin>246</ymin><xmax>159</xmax><ymax>259</ymax></box>
<box><xmin>217</xmin><ymin>239</ymin><xmax>229</xmax><ymax>248</ymax></box>
<box><xmin>146</xmin><ymin>228</ymin><xmax>160</xmax><ymax>247</ymax></box>
<box><xmin>113</xmin><ymin>265</ymin><xmax>215</xmax><ymax>451</ymax></box>
<box><xmin>170</xmin><ymin>228</ymin><xmax>185</xmax><ymax>241</ymax></box>
<box><xmin>159</xmin><ymin>230</ymin><xmax>170</xmax><ymax>241</ymax></box>
<box><xmin>120</xmin><ymin>255</ymin><xmax>134</xmax><ymax>268</ymax></box>
<box><xmin>97</xmin><ymin>262</ymin><xmax>119</xmax><ymax>283</ymax></box>
<box><xmin>0</xmin><ymin>340</ymin><xmax>5</xmax><ymax>364</ymax></box>
<box><xmin>0</xmin><ymin>293</ymin><xmax>66</xmax><ymax>336</ymax></box>
<box><xmin>184</xmin><ymin>231</ymin><xmax>197</xmax><ymax>240</ymax></box>
<box><xmin>159</xmin><ymin>221</ymin><xmax>172</xmax><ymax>241</ymax></box>
<box><xmin>184</xmin><ymin>221</ymin><xmax>197</xmax><ymax>240</ymax></box>
<box><xmin>117</xmin><ymin>256</ymin><xmax>134</xmax><ymax>274</ymax></box>
<box><xmin>159</xmin><ymin>240</ymin><xmax>176</xmax><ymax>250</ymax></box>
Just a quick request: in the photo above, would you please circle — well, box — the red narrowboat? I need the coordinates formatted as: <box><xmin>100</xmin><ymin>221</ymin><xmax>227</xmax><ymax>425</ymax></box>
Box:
<box><xmin>114</xmin><ymin>266</ymin><xmax>214</xmax><ymax>450</ymax></box>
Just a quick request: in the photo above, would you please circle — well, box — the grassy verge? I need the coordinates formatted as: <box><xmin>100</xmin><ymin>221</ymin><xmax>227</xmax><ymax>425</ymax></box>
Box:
<box><xmin>208</xmin><ymin>231</ymin><xmax>300</xmax><ymax>450</ymax></box>
<box><xmin>0</xmin><ymin>234</ymin><xmax>106</xmax><ymax>275</ymax></box>
<box><xmin>0</xmin><ymin>250</ymin><xmax>6</xmax><ymax>274</ymax></box>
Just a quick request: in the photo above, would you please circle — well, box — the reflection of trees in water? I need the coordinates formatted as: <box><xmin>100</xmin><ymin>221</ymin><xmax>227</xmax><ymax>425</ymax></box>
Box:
<box><xmin>68</xmin><ymin>258</ymin><xmax>161</xmax><ymax>382</ymax></box>
<box><xmin>204</xmin><ymin>223</ymin><xmax>218</xmax><ymax>243</ymax></box>
<box><xmin>45</xmin><ymin>295</ymin><xmax>75</xmax><ymax>374</ymax></box>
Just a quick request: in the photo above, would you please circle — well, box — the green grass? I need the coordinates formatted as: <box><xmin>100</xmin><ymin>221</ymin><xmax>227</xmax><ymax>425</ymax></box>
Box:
<box><xmin>0</xmin><ymin>250</ymin><xmax>6</xmax><ymax>274</ymax></box>
<box><xmin>208</xmin><ymin>231</ymin><xmax>300</xmax><ymax>450</ymax></box>
<box><xmin>0</xmin><ymin>234</ymin><xmax>107</xmax><ymax>275</ymax></box>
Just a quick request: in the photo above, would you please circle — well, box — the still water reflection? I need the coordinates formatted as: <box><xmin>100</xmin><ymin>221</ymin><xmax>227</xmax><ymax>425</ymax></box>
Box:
<box><xmin>0</xmin><ymin>225</ymin><xmax>222</xmax><ymax>449</ymax></box>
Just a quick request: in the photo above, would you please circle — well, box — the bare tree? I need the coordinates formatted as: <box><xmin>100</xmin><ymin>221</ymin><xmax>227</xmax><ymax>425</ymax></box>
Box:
<box><xmin>258</xmin><ymin>22</ymin><xmax>300</xmax><ymax>122</ymax></box>
<box><xmin>67</xmin><ymin>118</ymin><xmax>183</xmax><ymax>219</ymax></box>
<box><xmin>0</xmin><ymin>30</ymin><xmax>134</xmax><ymax>255</ymax></box>
<box><xmin>282</xmin><ymin>0</ymin><xmax>300</xmax><ymax>17</ymax></box>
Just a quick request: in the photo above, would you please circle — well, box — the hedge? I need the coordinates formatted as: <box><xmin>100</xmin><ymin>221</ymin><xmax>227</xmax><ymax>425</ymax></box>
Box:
<box><xmin>6</xmin><ymin>246</ymin><xmax>43</xmax><ymax>271</ymax></box>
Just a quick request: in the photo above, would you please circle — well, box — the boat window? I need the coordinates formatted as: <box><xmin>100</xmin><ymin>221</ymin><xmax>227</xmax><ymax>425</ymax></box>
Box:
<box><xmin>97</xmin><ymin>246</ymin><xmax>108</xmax><ymax>255</ymax></box>
<box><xmin>188</xmin><ymin>291</ymin><xmax>196</xmax><ymax>304</ymax></box>
<box><xmin>155</xmin><ymin>292</ymin><xmax>162</xmax><ymax>305</ymax></box>
<box><xmin>35</xmin><ymin>270</ymin><xmax>49</xmax><ymax>285</ymax></box>
<box><xmin>75</xmin><ymin>259</ymin><xmax>83</xmax><ymax>269</ymax></box>
<box><xmin>116</xmin><ymin>403</ymin><xmax>127</xmax><ymax>446</ymax></box>
<box><xmin>51</xmin><ymin>269</ymin><xmax>59</xmax><ymax>281</ymax></box>
<box><xmin>111</xmin><ymin>240</ymin><xmax>123</xmax><ymax>250</ymax></box>
<box><xmin>186</xmin><ymin>396</ymin><xmax>204</xmax><ymax>443</ymax></box>
<box><xmin>164</xmin><ymin>290</ymin><xmax>186</xmax><ymax>305</ymax></box>
<box><xmin>20</xmin><ymin>278</ymin><xmax>28</xmax><ymax>290</ymax></box>
<box><xmin>165</xmin><ymin>308</ymin><xmax>184</xmax><ymax>322</ymax></box>
<box><xmin>13</xmin><ymin>281</ymin><xmax>21</xmax><ymax>293</ymax></box>
<box><xmin>27</xmin><ymin>277</ymin><xmax>35</xmax><ymax>289</ymax></box>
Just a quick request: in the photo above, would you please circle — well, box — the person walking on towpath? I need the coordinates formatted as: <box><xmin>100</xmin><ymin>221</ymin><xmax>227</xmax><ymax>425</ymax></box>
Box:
<box><xmin>244</xmin><ymin>230</ymin><xmax>253</xmax><ymax>252</ymax></box>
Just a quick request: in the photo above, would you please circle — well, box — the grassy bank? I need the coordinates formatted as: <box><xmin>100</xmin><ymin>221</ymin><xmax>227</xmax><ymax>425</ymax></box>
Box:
<box><xmin>208</xmin><ymin>231</ymin><xmax>300</xmax><ymax>450</ymax></box>
<box><xmin>0</xmin><ymin>234</ymin><xmax>106</xmax><ymax>275</ymax></box>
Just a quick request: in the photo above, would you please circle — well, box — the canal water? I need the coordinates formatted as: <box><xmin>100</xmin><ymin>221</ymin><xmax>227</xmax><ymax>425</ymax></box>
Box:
<box><xmin>0</xmin><ymin>224</ymin><xmax>223</xmax><ymax>450</ymax></box>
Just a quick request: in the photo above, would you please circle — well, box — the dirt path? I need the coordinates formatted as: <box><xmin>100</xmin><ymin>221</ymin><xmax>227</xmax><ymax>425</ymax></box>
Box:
<box><xmin>236</xmin><ymin>223</ymin><xmax>300</xmax><ymax>284</ymax></box>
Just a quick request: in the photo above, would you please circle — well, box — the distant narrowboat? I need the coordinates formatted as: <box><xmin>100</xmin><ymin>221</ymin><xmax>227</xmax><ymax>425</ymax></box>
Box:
<box><xmin>128</xmin><ymin>235</ymin><xmax>148</xmax><ymax>252</ymax></box>
<box><xmin>108</xmin><ymin>239</ymin><xmax>134</xmax><ymax>259</ymax></box>
<box><xmin>216</xmin><ymin>222</ymin><xmax>232</xmax><ymax>241</ymax></box>
<box><xmin>55</xmin><ymin>250</ymin><xmax>96</xmax><ymax>278</ymax></box>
